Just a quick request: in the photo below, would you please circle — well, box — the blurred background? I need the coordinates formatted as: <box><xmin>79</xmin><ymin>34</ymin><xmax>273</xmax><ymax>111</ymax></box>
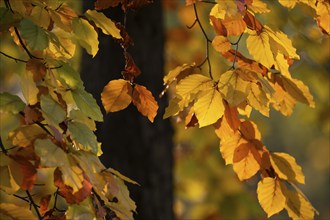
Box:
<box><xmin>0</xmin><ymin>0</ymin><xmax>329</xmax><ymax>220</ymax></box>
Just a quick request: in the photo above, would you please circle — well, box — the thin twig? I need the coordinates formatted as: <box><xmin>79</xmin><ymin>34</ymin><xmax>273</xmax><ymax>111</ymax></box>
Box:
<box><xmin>13</xmin><ymin>27</ymin><xmax>42</xmax><ymax>60</ymax></box>
<box><xmin>0</xmin><ymin>140</ymin><xmax>8</xmax><ymax>155</ymax></box>
<box><xmin>201</xmin><ymin>0</ymin><xmax>217</xmax><ymax>4</ymax></box>
<box><xmin>26</xmin><ymin>190</ymin><xmax>43</xmax><ymax>219</ymax></box>
<box><xmin>19</xmin><ymin>112</ymin><xmax>53</xmax><ymax>136</ymax></box>
<box><xmin>0</xmin><ymin>51</ymin><xmax>28</xmax><ymax>63</ymax></box>
<box><xmin>186</xmin><ymin>19</ymin><xmax>197</xmax><ymax>29</ymax></box>
<box><xmin>229</xmin><ymin>33</ymin><xmax>244</xmax><ymax>70</ymax></box>
<box><xmin>193</xmin><ymin>3</ymin><xmax>213</xmax><ymax>79</ymax></box>
<box><xmin>13</xmin><ymin>194</ymin><xmax>31</xmax><ymax>203</ymax></box>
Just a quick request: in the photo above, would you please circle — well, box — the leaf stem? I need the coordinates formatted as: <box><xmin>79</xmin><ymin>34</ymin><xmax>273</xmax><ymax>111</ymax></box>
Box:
<box><xmin>229</xmin><ymin>33</ymin><xmax>244</xmax><ymax>70</ymax></box>
<box><xmin>13</xmin><ymin>27</ymin><xmax>42</xmax><ymax>60</ymax></box>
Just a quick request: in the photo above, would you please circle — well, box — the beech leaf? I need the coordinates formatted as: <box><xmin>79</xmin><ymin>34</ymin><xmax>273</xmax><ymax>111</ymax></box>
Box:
<box><xmin>132</xmin><ymin>84</ymin><xmax>158</xmax><ymax>122</ymax></box>
<box><xmin>0</xmin><ymin>203</ymin><xmax>37</xmax><ymax>220</ymax></box>
<box><xmin>0</xmin><ymin>93</ymin><xmax>25</xmax><ymax>114</ymax></box>
<box><xmin>101</xmin><ymin>79</ymin><xmax>133</xmax><ymax>113</ymax></box>
<box><xmin>40</xmin><ymin>95</ymin><xmax>66</xmax><ymax>125</ymax></box>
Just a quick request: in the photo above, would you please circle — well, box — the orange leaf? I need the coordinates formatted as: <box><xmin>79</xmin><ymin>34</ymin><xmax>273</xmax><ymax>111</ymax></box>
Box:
<box><xmin>101</xmin><ymin>79</ymin><xmax>133</xmax><ymax>113</ymax></box>
<box><xmin>26</xmin><ymin>58</ymin><xmax>47</xmax><ymax>82</ymax></box>
<box><xmin>54</xmin><ymin>168</ymin><xmax>92</xmax><ymax>204</ymax></box>
<box><xmin>212</xmin><ymin>35</ymin><xmax>231</xmax><ymax>54</ymax></box>
<box><xmin>243</xmin><ymin>11</ymin><xmax>263</xmax><ymax>33</ymax></box>
<box><xmin>123</xmin><ymin>52</ymin><xmax>141</xmax><ymax>81</ymax></box>
<box><xmin>9</xmin><ymin>155</ymin><xmax>37</xmax><ymax>190</ymax></box>
<box><xmin>39</xmin><ymin>194</ymin><xmax>52</xmax><ymax>215</ymax></box>
<box><xmin>132</xmin><ymin>84</ymin><xmax>158</xmax><ymax>122</ymax></box>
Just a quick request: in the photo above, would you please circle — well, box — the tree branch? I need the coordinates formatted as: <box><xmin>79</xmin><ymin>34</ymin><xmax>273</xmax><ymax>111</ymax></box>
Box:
<box><xmin>229</xmin><ymin>33</ymin><xmax>244</xmax><ymax>70</ymax></box>
<box><xmin>193</xmin><ymin>4</ymin><xmax>213</xmax><ymax>79</ymax></box>
<box><xmin>13</xmin><ymin>27</ymin><xmax>42</xmax><ymax>60</ymax></box>
<box><xmin>26</xmin><ymin>190</ymin><xmax>43</xmax><ymax>219</ymax></box>
<box><xmin>0</xmin><ymin>51</ymin><xmax>28</xmax><ymax>63</ymax></box>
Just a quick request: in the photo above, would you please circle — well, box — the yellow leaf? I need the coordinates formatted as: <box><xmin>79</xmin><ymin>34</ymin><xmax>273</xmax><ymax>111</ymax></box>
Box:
<box><xmin>212</xmin><ymin>36</ymin><xmax>231</xmax><ymax>53</ymax></box>
<box><xmin>248</xmin><ymin>0</ymin><xmax>270</xmax><ymax>13</ymax></box>
<box><xmin>84</xmin><ymin>10</ymin><xmax>121</xmax><ymax>39</ymax></box>
<box><xmin>59</xmin><ymin>155</ymin><xmax>84</xmax><ymax>193</ymax></box>
<box><xmin>219</xmin><ymin>132</ymin><xmax>245</xmax><ymax>165</ymax></box>
<box><xmin>257</xmin><ymin>177</ymin><xmax>286</xmax><ymax>217</ymax></box>
<box><xmin>247</xmin><ymin>83</ymin><xmax>270</xmax><ymax>117</ymax></box>
<box><xmin>176</xmin><ymin>74</ymin><xmax>213</xmax><ymax>107</ymax></box>
<box><xmin>0</xmin><ymin>203</ymin><xmax>37</xmax><ymax>220</ymax></box>
<box><xmin>233</xmin><ymin>149</ymin><xmax>260</xmax><ymax>180</ymax></box>
<box><xmin>316</xmin><ymin>1</ymin><xmax>330</xmax><ymax>35</ymax></box>
<box><xmin>21</xmin><ymin>70</ymin><xmax>39</xmax><ymax>105</ymax></box>
<box><xmin>101</xmin><ymin>79</ymin><xmax>133</xmax><ymax>113</ymax></box>
<box><xmin>270</xmin><ymin>82</ymin><xmax>296</xmax><ymax>116</ymax></box>
<box><xmin>282</xmin><ymin>185</ymin><xmax>316</xmax><ymax>220</ymax></box>
<box><xmin>163</xmin><ymin>97</ymin><xmax>181</xmax><ymax>119</ymax></box>
<box><xmin>281</xmin><ymin>76</ymin><xmax>315</xmax><ymax>108</ymax></box>
<box><xmin>194</xmin><ymin>88</ymin><xmax>224</xmax><ymax>127</ymax></box>
<box><xmin>49</xmin><ymin>5</ymin><xmax>77</xmax><ymax>32</ymax></box>
<box><xmin>218</xmin><ymin>70</ymin><xmax>250</xmax><ymax>106</ymax></box>
<box><xmin>30</xmin><ymin>5</ymin><xmax>50</xmax><ymax>29</ymax></box>
<box><xmin>72</xmin><ymin>17</ymin><xmax>99</xmax><ymax>57</ymax></box>
<box><xmin>270</xmin><ymin>152</ymin><xmax>305</xmax><ymax>184</ymax></box>
<box><xmin>9</xmin><ymin>125</ymin><xmax>47</xmax><ymax>147</ymax></box>
<box><xmin>247</xmin><ymin>31</ymin><xmax>275</xmax><ymax>69</ymax></box>
<box><xmin>265</xmin><ymin>26</ymin><xmax>300</xmax><ymax>60</ymax></box>
<box><xmin>132</xmin><ymin>84</ymin><xmax>158</xmax><ymax>122</ymax></box>
<box><xmin>278</xmin><ymin>0</ymin><xmax>299</xmax><ymax>9</ymax></box>
<box><xmin>163</xmin><ymin>63</ymin><xmax>196</xmax><ymax>86</ymax></box>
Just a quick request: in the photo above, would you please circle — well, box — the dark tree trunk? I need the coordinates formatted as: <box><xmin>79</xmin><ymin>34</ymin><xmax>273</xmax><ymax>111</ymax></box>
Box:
<box><xmin>81</xmin><ymin>1</ymin><xmax>173</xmax><ymax>220</ymax></box>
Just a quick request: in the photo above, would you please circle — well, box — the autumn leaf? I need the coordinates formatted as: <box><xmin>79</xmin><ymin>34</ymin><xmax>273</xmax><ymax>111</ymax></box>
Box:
<box><xmin>9</xmin><ymin>125</ymin><xmax>47</xmax><ymax>148</ymax></box>
<box><xmin>0</xmin><ymin>203</ymin><xmax>37</xmax><ymax>220</ymax></box>
<box><xmin>26</xmin><ymin>58</ymin><xmax>47</xmax><ymax>82</ymax></box>
<box><xmin>20</xmin><ymin>70</ymin><xmax>39</xmax><ymax>105</ymax></box>
<box><xmin>72</xmin><ymin>17</ymin><xmax>99</xmax><ymax>57</ymax></box>
<box><xmin>30</xmin><ymin>5</ymin><xmax>50</xmax><ymax>29</ymax></box>
<box><xmin>40</xmin><ymin>95</ymin><xmax>66</xmax><ymax>125</ymax></box>
<box><xmin>247</xmin><ymin>83</ymin><xmax>270</xmax><ymax>117</ymax></box>
<box><xmin>19</xmin><ymin>19</ymin><xmax>49</xmax><ymax>51</ymax></box>
<box><xmin>270</xmin><ymin>152</ymin><xmax>305</xmax><ymax>184</ymax></box>
<box><xmin>194</xmin><ymin>87</ymin><xmax>224</xmax><ymax>127</ymax></box>
<box><xmin>163</xmin><ymin>63</ymin><xmax>197</xmax><ymax>86</ymax></box>
<box><xmin>66</xmin><ymin>197</ymin><xmax>97</xmax><ymax>219</ymax></box>
<box><xmin>218</xmin><ymin>70</ymin><xmax>250</xmax><ymax>106</ymax></box>
<box><xmin>0</xmin><ymin>93</ymin><xmax>25</xmax><ymax>114</ymax></box>
<box><xmin>257</xmin><ymin>177</ymin><xmax>286</xmax><ymax>217</ymax></box>
<box><xmin>101</xmin><ymin>79</ymin><xmax>133</xmax><ymax>112</ymax></box>
<box><xmin>132</xmin><ymin>84</ymin><xmax>158</xmax><ymax>122</ymax></box>
<box><xmin>0</xmin><ymin>154</ymin><xmax>20</xmax><ymax>194</ymax></box>
<box><xmin>212</xmin><ymin>35</ymin><xmax>231</xmax><ymax>53</ymax></box>
<box><xmin>9</xmin><ymin>155</ymin><xmax>37</xmax><ymax>190</ymax></box>
<box><xmin>84</xmin><ymin>10</ymin><xmax>121</xmax><ymax>39</ymax></box>
<box><xmin>39</xmin><ymin>194</ymin><xmax>52</xmax><ymax>216</ymax></box>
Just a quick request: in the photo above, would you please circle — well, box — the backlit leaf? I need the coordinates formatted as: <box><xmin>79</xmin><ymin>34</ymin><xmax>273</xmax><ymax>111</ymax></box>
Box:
<box><xmin>101</xmin><ymin>79</ymin><xmax>133</xmax><ymax>112</ymax></box>
<box><xmin>247</xmin><ymin>31</ymin><xmax>275</xmax><ymax>69</ymax></box>
<box><xmin>270</xmin><ymin>152</ymin><xmax>305</xmax><ymax>184</ymax></box>
<box><xmin>218</xmin><ymin>70</ymin><xmax>250</xmax><ymax>106</ymax></box>
<box><xmin>163</xmin><ymin>97</ymin><xmax>181</xmax><ymax>119</ymax></box>
<box><xmin>30</xmin><ymin>5</ymin><xmax>50</xmax><ymax>29</ymax></box>
<box><xmin>247</xmin><ymin>0</ymin><xmax>270</xmax><ymax>13</ymax></box>
<box><xmin>233</xmin><ymin>144</ymin><xmax>260</xmax><ymax>180</ymax></box>
<box><xmin>66</xmin><ymin>197</ymin><xmax>96</xmax><ymax>220</ymax></box>
<box><xmin>247</xmin><ymin>83</ymin><xmax>270</xmax><ymax>117</ymax></box>
<box><xmin>9</xmin><ymin>155</ymin><xmax>37</xmax><ymax>190</ymax></box>
<box><xmin>281</xmin><ymin>76</ymin><xmax>315</xmax><ymax>108</ymax></box>
<box><xmin>67</xmin><ymin>121</ymin><xmax>99</xmax><ymax>154</ymax></box>
<box><xmin>212</xmin><ymin>35</ymin><xmax>231</xmax><ymax>53</ymax></box>
<box><xmin>19</xmin><ymin>19</ymin><xmax>49</xmax><ymax>51</ymax></box>
<box><xmin>72</xmin><ymin>17</ymin><xmax>99</xmax><ymax>57</ymax></box>
<box><xmin>34</xmin><ymin>139</ymin><xmax>67</xmax><ymax>167</ymax></box>
<box><xmin>282</xmin><ymin>185</ymin><xmax>316</xmax><ymax>220</ymax></box>
<box><xmin>257</xmin><ymin>177</ymin><xmax>286</xmax><ymax>217</ymax></box>
<box><xmin>0</xmin><ymin>93</ymin><xmax>25</xmax><ymax>114</ymax></box>
<box><xmin>40</xmin><ymin>95</ymin><xmax>66</xmax><ymax>125</ymax></box>
<box><xmin>194</xmin><ymin>88</ymin><xmax>224</xmax><ymax>127</ymax></box>
<box><xmin>57</xmin><ymin>158</ymin><xmax>84</xmax><ymax>193</ymax></box>
<box><xmin>316</xmin><ymin>1</ymin><xmax>330</xmax><ymax>35</ymax></box>
<box><xmin>9</xmin><ymin>125</ymin><xmax>47</xmax><ymax>148</ymax></box>
<box><xmin>21</xmin><ymin>70</ymin><xmax>39</xmax><ymax>105</ymax></box>
<box><xmin>56</xmin><ymin>63</ymin><xmax>84</xmax><ymax>89</ymax></box>
<box><xmin>0</xmin><ymin>155</ymin><xmax>20</xmax><ymax>194</ymax></box>
<box><xmin>219</xmin><ymin>132</ymin><xmax>244</xmax><ymax>165</ymax></box>
<box><xmin>71</xmin><ymin>88</ymin><xmax>103</xmax><ymax>122</ymax></box>
<box><xmin>132</xmin><ymin>84</ymin><xmax>158</xmax><ymax>122</ymax></box>
<box><xmin>0</xmin><ymin>112</ymin><xmax>20</xmax><ymax>148</ymax></box>
<box><xmin>163</xmin><ymin>63</ymin><xmax>197</xmax><ymax>86</ymax></box>
<box><xmin>84</xmin><ymin>10</ymin><xmax>121</xmax><ymax>39</ymax></box>
<box><xmin>0</xmin><ymin>203</ymin><xmax>37</xmax><ymax>220</ymax></box>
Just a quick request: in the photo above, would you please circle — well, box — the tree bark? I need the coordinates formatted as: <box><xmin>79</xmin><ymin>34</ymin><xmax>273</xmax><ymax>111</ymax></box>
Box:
<box><xmin>81</xmin><ymin>2</ymin><xmax>173</xmax><ymax>220</ymax></box>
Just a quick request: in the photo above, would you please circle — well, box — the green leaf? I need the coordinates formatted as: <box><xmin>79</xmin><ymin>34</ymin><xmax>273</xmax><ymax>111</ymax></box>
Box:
<box><xmin>40</xmin><ymin>95</ymin><xmax>66</xmax><ymax>125</ymax></box>
<box><xmin>34</xmin><ymin>139</ymin><xmax>67</xmax><ymax>167</ymax></box>
<box><xmin>56</xmin><ymin>63</ymin><xmax>84</xmax><ymax>89</ymax></box>
<box><xmin>71</xmin><ymin>88</ymin><xmax>103</xmax><ymax>122</ymax></box>
<box><xmin>0</xmin><ymin>203</ymin><xmax>37</xmax><ymax>220</ymax></box>
<box><xmin>67</xmin><ymin>121</ymin><xmax>98</xmax><ymax>154</ymax></box>
<box><xmin>0</xmin><ymin>112</ymin><xmax>20</xmax><ymax>148</ymax></box>
<box><xmin>84</xmin><ymin>10</ymin><xmax>121</xmax><ymax>39</ymax></box>
<box><xmin>19</xmin><ymin>19</ymin><xmax>49</xmax><ymax>51</ymax></box>
<box><xmin>0</xmin><ymin>93</ymin><xmax>25</xmax><ymax>114</ymax></box>
<box><xmin>72</xmin><ymin>17</ymin><xmax>99</xmax><ymax>57</ymax></box>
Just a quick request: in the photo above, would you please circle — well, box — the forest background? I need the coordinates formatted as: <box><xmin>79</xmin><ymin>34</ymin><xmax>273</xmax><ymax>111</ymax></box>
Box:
<box><xmin>0</xmin><ymin>0</ymin><xmax>329</xmax><ymax>220</ymax></box>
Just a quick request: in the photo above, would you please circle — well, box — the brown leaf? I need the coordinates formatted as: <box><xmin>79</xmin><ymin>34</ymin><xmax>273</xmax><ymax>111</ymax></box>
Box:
<box><xmin>243</xmin><ymin>11</ymin><xmax>263</xmax><ymax>33</ymax></box>
<box><xmin>223</xmin><ymin>101</ymin><xmax>240</xmax><ymax>131</ymax></box>
<box><xmin>132</xmin><ymin>84</ymin><xmax>158</xmax><ymax>122</ymax></box>
<box><xmin>9</xmin><ymin>155</ymin><xmax>37</xmax><ymax>190</ymax></box>
<box><xmin>210</xmin><ymin>16</ymin><xmax>227</xmax><ymax>36</ymax></box>
<box><xmin>26</xmin><ymin>59</ymin><xmax>47</xmax><ymax>82</ymax></box>
<box><xmin>122</xmin><ymin>52</ymin><xmax>141</xmax><ymax>81</ymax></box>
<box><xmin>115</xmin><ymin>22</ymin><xmax>134</xmax><ymax>49</ymax></box>
<box><xmin>122</xmin><ymin>0</ymin><xmax>153</xmax><ymax>11</ymax></box>
<box><xmin>54</xmin><ymin>168</ymin><xmax>92</xmax><ymax>204</ymax></box>
<box><xmin>94</xmin><ymin>0</ymin><xmax>122</xmax><ymax>10</ymax></box>
<box><xmin>39</xmin><ymin>194</ymin><xmax>52</xmax><ymax>215</ymax></box>
<box><xmin>23</xmin><ymin>106</ymin><xmax>43</xmax><ymax>125</ymax></box>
